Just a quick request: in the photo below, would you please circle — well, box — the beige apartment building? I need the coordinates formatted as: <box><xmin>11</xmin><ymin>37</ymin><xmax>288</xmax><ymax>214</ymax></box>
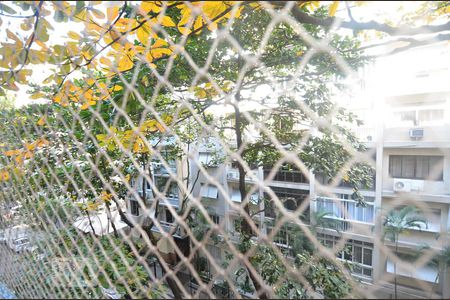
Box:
<box><xmin>125</xmin><ymin>41</ymin><xmax>450</xmax><ymax>298</ymax></box>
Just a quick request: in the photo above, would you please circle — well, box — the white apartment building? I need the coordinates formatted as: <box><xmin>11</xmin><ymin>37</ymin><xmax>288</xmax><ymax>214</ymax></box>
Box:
<box><xmin>125</xmin><ymin>41</ymin><xmax>450</xmax><ymax>299</ymax></box>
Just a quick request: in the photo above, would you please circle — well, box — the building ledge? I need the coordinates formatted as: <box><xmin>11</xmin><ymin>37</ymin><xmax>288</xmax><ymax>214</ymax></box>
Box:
<box><xmin>382</xmin><ymin>190</ymin><xmax>450</xmax><ymax>203</ymax></box>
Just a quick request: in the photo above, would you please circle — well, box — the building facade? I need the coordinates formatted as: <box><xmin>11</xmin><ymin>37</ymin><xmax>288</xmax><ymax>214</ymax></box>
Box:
<box><xmin>124</xmin><ymin>41</ymin><xmax>450</xmax><ymax>298</ymax></box>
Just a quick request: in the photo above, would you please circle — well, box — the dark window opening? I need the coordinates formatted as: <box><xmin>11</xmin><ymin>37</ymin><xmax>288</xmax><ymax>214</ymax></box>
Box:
<box><xmin>130</xmin><ymin>200</ymin><xmax>140</xmax><ymax>216</ymax></box>
<box><xmin>389</xmin><ymin>155</ymin><xmax>443</xmax><ymax>180</ymax></box>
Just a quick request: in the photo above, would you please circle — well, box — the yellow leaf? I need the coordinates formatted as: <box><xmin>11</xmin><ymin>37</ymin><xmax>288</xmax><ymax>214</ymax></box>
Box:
<box><xmin>141</xmin><ymin>1</ymin><xmax>161</xmax><ymax>14</ymax></box>
<box><xmin>136</xmin><ymin>23</ymin><xmax>151</xmax><ymax>46</ymax></box>
<box><xmin>4</xmin><ymin>149</ymin><xmax>21</xmax><ymax>156</ymax></box>
<box><xmin>328</xmin><ymin>1</ymin><xmax>339</xmax><ymax>17</ymax></box>
<box><xmin>117</xmin><ymin>55</ymin><xmax>134</xmax><ymax>72</ymax></box>
<box><xmin>100</xmin><ymin>191</ymin><xmax>113</xmax><ymax>202</ymax></box>
<box><xmin>150</xmin><ymin>47</ymin><xmax>172</xmax><ymax>59</ymax></box>
<box><xmin>37</xmin><ymin>116</ymin><xmax>46</xmax><ymax>126</ymax></box>
<box><xmin>111</xmin><ymin>85</ymin><xmax>123</xmax><ymax>91</ymax></box>
<box><xmin>100</xmin><ymin>56</ymin><xmax>113</xmax><ymax>67</ymax></box>
<box><xmin>90</xmin><ymin>8</ymin><xmax>105</xmax><ymax>19</ymax></box>
<box><xmin>0</xmin><ymin>171</ymin><xmax>9</xmax><ymax>181</ymax></box>
<box><xmin>36</xmin><ymin>139</ymin><xmax>49</xmax><ymax>148</ymax></box>
<box><xmin>20</xmin><ymin>21</ymin><xmax>32</xmax><ymax>31</ymax></box>
<box><xmin>156</xmin><ymin>122</ymin><xmax>165</xmax><ymax>132</ymax></box>
<box><xmin>152</xmin><ymin>38</ymin><xmax>168</xmax><ymax>48</ymax></box>
<box><xmin>6</xmin><ymin>29</ymin><xmax>23</xmax><ymax>47</ymax></box>
<box><xmin>42</xmin><ymin>74</ymin><xmax>54</xmax><ymax>84</ymax></box>
<box><xmin>194</xmin><ymin>88</ymin><xmax>207</xmax><ymax>99</ymax></box>
<box><xmin>193</xmin><ymin>16</ymin><xmax>203</xmax><ymax>31</ymax></box>
<box><xmin>30</xmin><ymin>92</ymin><xmax>45</xmax><ymax>99</ymax></box>
<box><xmin>67</xmin><ymin>30</ymin><xmax>82</xmax><ymax>40</ymax></box>
<box><xmin>161</xmin><ymin>16</ymin><xmax>176</xmax><ymax>27</ymax></box>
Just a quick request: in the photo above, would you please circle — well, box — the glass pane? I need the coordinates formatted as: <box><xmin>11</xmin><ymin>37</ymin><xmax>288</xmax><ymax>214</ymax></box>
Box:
<box><xmin>402</xmin><ymin>156</ymin><xmax>415</xmax><ymax>178</ymax></box>
<box><xmin>363</xmin><ymin>248</ymin><xmax>373</xmax><ymax>266</ymax></box>
<box><xmin>366</xmin><ymin>205</ymin><xmax>374</xmax><ymax>223</ymax></box>
<box><xmin>389</xmin><ymin>156</ymin><xmax>402</xmax><ymax>177</ymax></box>
<box><xmin>352</xmin><ymin>264</ymin><xmax>362</xmax><ymax>274</ymax></box>
<box><xmin>363</xmin><ymin>268</ymin><xmax>372</xmax><ymax>277</ymax></box>
<box><xmin>354</xmin><ymin>246</ymin><xmax>362</xmax><ymax>263</ymax></box>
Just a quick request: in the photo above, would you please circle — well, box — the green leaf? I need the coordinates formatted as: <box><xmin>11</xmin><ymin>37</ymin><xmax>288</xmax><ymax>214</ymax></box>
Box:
<box><xmin>54</xmin><ymin>10</ymin><xmax>66</xmax><ymax>22</ymax></box>
<box><xmin>0</xmin><ymin>3</ymin><xmax>17</xmax><ymax>14</ymax></box>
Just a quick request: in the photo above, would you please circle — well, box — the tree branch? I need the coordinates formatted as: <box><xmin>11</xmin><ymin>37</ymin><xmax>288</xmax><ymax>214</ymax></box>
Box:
<box><xmin>275</xmin><ymin>1</ymin><xmax>450</xmax><ymax>36</ymax></box>
<box><xmin>9</xmin><ymin>0</ymin><xmax>43</xmax><ymax>81</ymax></box>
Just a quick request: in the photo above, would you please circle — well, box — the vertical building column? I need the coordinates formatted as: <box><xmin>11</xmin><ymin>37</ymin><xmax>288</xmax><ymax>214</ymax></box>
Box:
<box><xmin>440</xmin><ymin>204</ymin><xmax>450</xmax><ymax>297</ymax></box>
<box><xmin>309</xmin><ymin>170</ymin><xmax>316</xmax><ymax>225</ymax></box>
<box><xmin>223</xmin><ymin>164</ymin><xmax>231</xmax><ymax>235</ymax></box>
<box><xmin>372</xmin><ymin>102</ymin><xmax>385</xmax><ymax>285</ymax></box>
<box><xmin>258</xmin><ymin>166</ymin><xmax>266</xmax><ymax>235</ymax></box>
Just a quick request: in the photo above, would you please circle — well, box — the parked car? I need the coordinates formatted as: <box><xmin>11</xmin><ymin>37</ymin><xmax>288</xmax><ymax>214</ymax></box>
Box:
<box><xmin>9</xmin><ymin>236</ymin><xmax>30</xmax><ymax>253</ymax></box>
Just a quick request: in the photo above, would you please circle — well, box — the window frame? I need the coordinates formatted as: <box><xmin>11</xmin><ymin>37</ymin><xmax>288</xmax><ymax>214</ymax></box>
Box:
<box><xmin>130</xmin><ymin>200</ymin><xmax>140</xmax><ymax>216</ymax></box>
<box><xmin>389</xmin><ymin>155</ymin><xmax>444</xmax><ymax>181</ymax></box>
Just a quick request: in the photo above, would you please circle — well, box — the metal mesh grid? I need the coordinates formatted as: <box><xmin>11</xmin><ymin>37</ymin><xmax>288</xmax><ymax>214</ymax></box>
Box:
<box><xmin>0</xmin><ymin>1</ymin><xmax>449</xmax><ymax>299</ymax></box>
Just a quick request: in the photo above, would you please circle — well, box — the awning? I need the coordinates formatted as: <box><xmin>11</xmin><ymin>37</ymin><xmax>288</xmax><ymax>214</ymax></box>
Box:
<box><xmin>73</xmin><ymin>209</ymin><xmax>128</xmax><ymax>236</ymax></box>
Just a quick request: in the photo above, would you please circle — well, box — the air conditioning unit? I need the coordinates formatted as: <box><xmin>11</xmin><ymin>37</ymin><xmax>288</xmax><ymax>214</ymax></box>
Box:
<box><xmin>409</xmin><ymin>128</ymin><xmax>424</xmax><ymax>139</ymax></box>
<box><xmin>393</xmin><ymin>179</ymin><xmax>411</xmax><ymax>192</ymax></box>
<box><xmin>152</xmin><ymin>162</ymin><xmax>162</xmax><ymax>169</ymax></box>
<box><xmin>227</xmin><ymin>172</ymin><xmax>239</xmax><ymax>180</ymax></box>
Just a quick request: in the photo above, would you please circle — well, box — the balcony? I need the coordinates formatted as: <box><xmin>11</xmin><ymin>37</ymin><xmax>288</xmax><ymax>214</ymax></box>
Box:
<box><xmin>263</xmin><ymin>169</ymin><xmax>309</xmax><ymax>185</ymax></box>
<box><xmin>227</xmin><ymin>168</ymin><xmax>258</xmax><ymax>182</ymax></box>
<box><xmin>352</xmin><ymin>127</ymin><xmax>376</xmax><ymax>143</ymax></box>
<box><xmin>153</xmin><ymin>163</ymin><xmax>177</xmax><ymax>177</ymax></box>
<box><xmin>315</xmin><ymin>196</ymin><xmax>375</xmax><ymax>234</ymax></box>
<box><xmin>151</xmin><ymin>220</ymin><xmax>184</xmax><ymax>238</ymax></box>
<box><xmin>135</xmin><ymin>190</ymin><xmax>179</xmax><ymax>207</ymax></box>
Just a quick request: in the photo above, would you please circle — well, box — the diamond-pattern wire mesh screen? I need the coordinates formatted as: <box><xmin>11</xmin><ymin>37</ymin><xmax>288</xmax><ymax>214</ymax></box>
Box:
<box><xmin>0</xmin><ymin>1</ymin><xmax>447</xmax><ymax>299</ymax></box>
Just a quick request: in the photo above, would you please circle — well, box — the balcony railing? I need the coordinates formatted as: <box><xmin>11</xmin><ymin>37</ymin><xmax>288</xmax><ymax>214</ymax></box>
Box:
<box><xmin>263</xmin><ymin>169</ymin><xmax>309</xmax><ymax>184</ymax></box>
<box><xmin>227</xmin><ymin>168</ymin><xmax>258</xmax><ymax>182</ymax></box>
<box><xmin>153</xmin><ymin>164</ymin><xmax>177</xmax><ymax>176</ymax></box>
<box><xmin>315</xmin><ymin>197</ymin><xmax>375</xmax><ymax>232</ymax></box>
<box><xmin>151</xmin><ymin>220</ymin><xmax>184</xmax><ymax>238</ymax></box>
<box><xmin>352</xmin><ymin>127</ymin><xmax>376</xmax><ymax>143</ymax></box>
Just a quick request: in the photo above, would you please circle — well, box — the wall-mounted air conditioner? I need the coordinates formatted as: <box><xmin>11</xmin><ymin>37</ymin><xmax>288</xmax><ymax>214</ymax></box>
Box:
<box><xmin>409</xmin><ymin>128</ymin><xmax>424</xmax><ymax>139</ymax></box>
<box><xmin>393</xmin><ymin>178</ymin><xmax>411</xmax><ymax>192</ymax></box>
<box><xmin>227</xmin><ymin>171</ymin><xmax>239</xmax><ymax>180</ymax></box>
<box><xmin>152</xmin><ymin>162</ymin><xmax>162</xmax><ymax>169</ymax></box>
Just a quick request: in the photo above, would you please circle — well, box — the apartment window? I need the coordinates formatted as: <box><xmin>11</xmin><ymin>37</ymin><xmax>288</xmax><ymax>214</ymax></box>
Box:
<box><xmin>418</xmin><ymin>109</ymin><xmax>444</xmax><ymax>123</ymax></box>
<box><xmin>317</xmin><ymin>234</ymin><xmax>373</xmax><ymax>278</ymax></box>
<box><xmin>393</xmin><ymin>108</ymin><xmax>444</xmax><ymax>125</ymax></box>
<box><xmin>200</xmin><ymin>184</ymin><xmax>219</xmax><ymax>199</ymax></box>
<box><xmin>264</xmin><ymin>187</ymin><xmax>309</xmax><ymax>220</ymax></box>
<box><xmin>199</xmin><ymin>152</ymin><xmax>215</xmax><ymax>166</ymax></box>
<box><xmin>231</xmin><ymin>188</ymin><xmax>241</xmax><ymax>202</ymax></box>
<box><xmin>156</xmin><ymin>177</ymin><xmax>178</xmax><ymax>199</ymax></box>
<box><xmin>130</xmin><ymin>200</ymin><xmax>140</xmax><ymax>216</ymax></box>
<box><xmin>210</xmin><ymin>214</ymin><xmax>220</xmax><ymax>224</ymax></box>
<box><xmin>316</xmin><ymin>196</ymin><xmax>374</xmax><ymax>223</ymax></box>
<box><xmin>165</xmin><ymin>208</ymin><xmax>174</xmax><ymax>223</ymax></box>
<box><xmin>206</xmin><ymin>244</ymin><xmax>222</xmax><ymax>261</ymax></box>
<box><xmin>389</xmin><ymin>155</ymin><xmax>443</xmax><ymax>180</ymax></box>
<box><xmin>230</xmin><ymin>188</ymin><xmax>258</xmax><ymax>203</ymax></box>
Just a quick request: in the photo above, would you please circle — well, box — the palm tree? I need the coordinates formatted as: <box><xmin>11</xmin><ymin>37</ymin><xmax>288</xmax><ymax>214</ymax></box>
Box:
<box><xmin>383</xmin><ymin>206</ymin><xmax>428</xmax><ymax>299</ymax></box>
<box><xmin>428</xmin><ymin>246</ymin><xmax>450</xmax><ymax>299</ymax></box>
